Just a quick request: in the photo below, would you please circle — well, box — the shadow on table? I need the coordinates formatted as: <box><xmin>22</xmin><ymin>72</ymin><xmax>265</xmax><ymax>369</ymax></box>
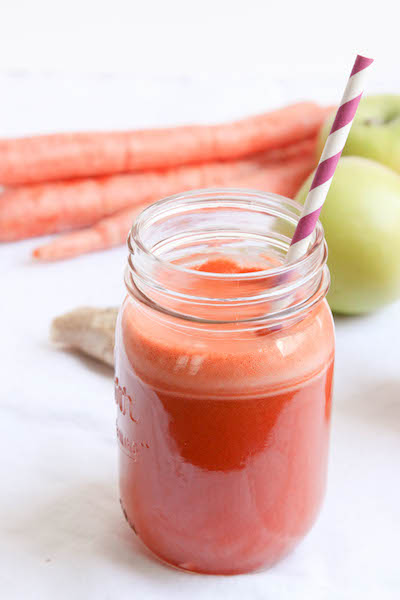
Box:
<box><xmin>51</xmin><ymin>344</ymin><xmax>114</xmax><ymax>379</ymax></box>
<box><xmin>10</xmin><ymin>478</ymin><xmax>200</xmax><ymax>585</ymax></box>
<box><xmin>69</xmin><ymin>349</ymin><xmax>114</xmax><ymax>378</ymax></box>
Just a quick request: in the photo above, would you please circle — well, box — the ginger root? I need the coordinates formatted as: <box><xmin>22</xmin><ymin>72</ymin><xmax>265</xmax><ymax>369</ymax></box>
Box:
<box><xmin>51</xmin><ymin>307</ymin><xmax>118</xmax><ymax>367</ymax></box>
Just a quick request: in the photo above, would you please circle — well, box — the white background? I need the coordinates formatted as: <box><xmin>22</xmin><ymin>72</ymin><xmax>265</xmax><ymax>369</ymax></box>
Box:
<box><xmin>1</xmin><ymin>2</ymin><xmax>400</xmax><ymax>599</ymax></box>
<box><xmin>0</xmin><ymin>0</ymin><xmax>396</xmax><ymax>76</ymax></box>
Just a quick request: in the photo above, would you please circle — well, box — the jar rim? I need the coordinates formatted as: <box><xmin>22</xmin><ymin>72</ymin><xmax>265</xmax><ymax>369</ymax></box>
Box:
<box><xmin>129</xmin><ymin>188</ymin><xmax>325</xmax><ymax>281</ymax></box>
<box><xmin>126</xmin><ymin>188</ymin><xmax>329</xmax><ymax>327</ymax></box>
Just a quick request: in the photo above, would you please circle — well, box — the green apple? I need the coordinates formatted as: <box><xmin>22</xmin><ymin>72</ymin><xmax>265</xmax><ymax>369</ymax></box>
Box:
<box><xmin>318</xmin><ymin>95</ymin><xmax>400</xmax><ymax>173</ymax></box>
<box><xmin>295</xmin><ymin>157</ymin><xmax>400</xmax><ymax>314</ymax></box>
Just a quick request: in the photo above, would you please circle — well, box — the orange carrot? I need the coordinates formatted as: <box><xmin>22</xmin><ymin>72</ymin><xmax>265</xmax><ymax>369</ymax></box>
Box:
<box><xmin>0</xmin><ymin>138</ymin><xmax>316</xmax><ymax>241</ymax></box>
<box><xmin>33</xmin><ymin>205</ymin><xmax>148</xmax><ymax>261</ymax></box>
<box><xmin>0</xmin><ymin>103</ymin><xmax>326</xmax><ymax>185</ymax></box>
<box><xmin>241</xmin><ymin>156</ymin><xmax>315</xmax><ymax>199</ymax></box>
<box><xmin>33</xmin><ymin>154</ymin><xmax>315</xmax><ymax>261</ymax></box>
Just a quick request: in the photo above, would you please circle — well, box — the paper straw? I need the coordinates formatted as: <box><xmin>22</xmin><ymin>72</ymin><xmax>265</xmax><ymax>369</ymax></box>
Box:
<box><xmin>286</xmin><ymin>54</ymin><xmax>374</xmax><ymax>264</ymax></box>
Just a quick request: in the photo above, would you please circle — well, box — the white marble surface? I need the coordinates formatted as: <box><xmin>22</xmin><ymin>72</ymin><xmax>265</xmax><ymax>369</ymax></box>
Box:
<box><xmin>1</xmin><ymin>72</ymin><xmax>400</xmax><ymax>599</ymax></box>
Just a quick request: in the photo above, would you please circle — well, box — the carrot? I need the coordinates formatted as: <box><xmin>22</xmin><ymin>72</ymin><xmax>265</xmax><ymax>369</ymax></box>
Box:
<box><xmin>0</xmin><ymin>103</ymin><xmax>326</xmax><ymax>185</ymax></box>
<box><xmin>241</xmin><ymin>155</ymin><xmax>315</xmax><ymax>199</ymax></box>
<box><xmin>0</xmin><ymin>138</ymin><xmax>316</xmax><ymax>241</ymax></box>
<box><xmin>251</xmin><ymin>137</ymin><xmax>316</xmax><ymax>162</ymax></box>
<box><xmin>32</xmin><ymin>204</ymin><xmax>152</xmax><ymax>261</ymax></box>
<box><xmin>33</xmin><ymin>205</ymin><xmax>147</xmax><ymax>261</ymax></box>
<box><xmin>33</xmin><ymin>154</ymin><xmax>315</xmax><ymax>261</ymax></box>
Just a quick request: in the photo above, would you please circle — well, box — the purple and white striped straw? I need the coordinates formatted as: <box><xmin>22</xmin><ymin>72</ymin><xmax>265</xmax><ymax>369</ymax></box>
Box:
<box><xmin>286</xmin><ymin>54</ymin><xmax>374</xmax><ymax>264</ymax></box>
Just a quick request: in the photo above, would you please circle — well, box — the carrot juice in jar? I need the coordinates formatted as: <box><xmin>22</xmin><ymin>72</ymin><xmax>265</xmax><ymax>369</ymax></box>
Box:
<box><xmin>114</xmin><ymin>189</ymin><xmax>334</xmax><ymax>575</ymax></box>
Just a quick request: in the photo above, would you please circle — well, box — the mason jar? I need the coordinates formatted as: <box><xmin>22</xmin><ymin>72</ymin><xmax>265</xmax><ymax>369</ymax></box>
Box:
<box><xmin>114</xmin><ymin>189</ymin><xmax>335</xmax><ymax>575</ymax></box>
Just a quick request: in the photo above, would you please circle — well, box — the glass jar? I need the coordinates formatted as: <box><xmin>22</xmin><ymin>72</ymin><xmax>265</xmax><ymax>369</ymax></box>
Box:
<box><xmin>114</xmin><ymin>189</ymin><xmax>335</xmax><ymax>575</ymax></box>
